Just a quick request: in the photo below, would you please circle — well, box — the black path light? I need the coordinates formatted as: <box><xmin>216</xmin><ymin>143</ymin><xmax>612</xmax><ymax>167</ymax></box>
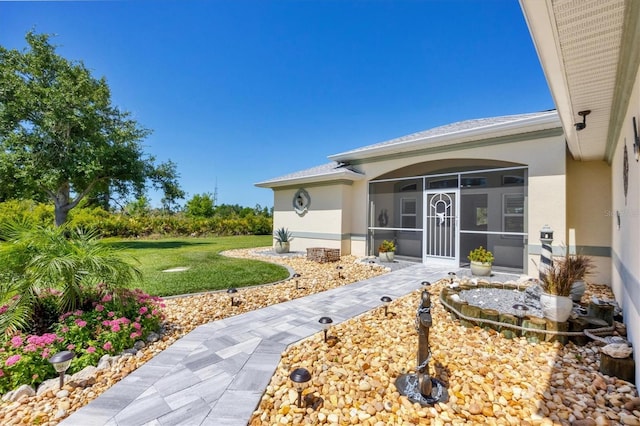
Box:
<box><xmin>421</xmin><ymin>281</ymin><xmax>431</xmax><ymax>286</ymax></box>
<box><xmin>512</xmin><ymin>304</ymin><xmax>529</xmax><ymax>328</ymax></box>
<box><xmin>380</xmin><ymin>296</ymin><xmax>392</xmax><ymax>317</ymax></box>
<box><xmin>318</xmin><ymin>316</ymin><xmax>333</xmax><ymax>342</ymax></box>
<box><xmin>48</xmin><ymin>350</ymin><xmax>74</xmax><ymax>389</ymax></box>
<box><xmin>227</xmin><ymin>287</ymin><xmax>238</xmax><ymax>306</ymax></box>
<box><xmin>336</xmin><ymin>265</ymin><xmax>344</xmax><ymax>279</ymax></box>
<box><xmin>292</xmin><ymin>273</ymin><xmax>303</xmax><ymax>290</ymax></box>
<box><xmin>289</xmin><ymin>367</ymin><xmax>311</xmax><ymax>408</ymax></box>
<box><xmin>448</xmin><ymin>272</ymin><xmax>456</xmax><ymax>284</ymax></box>
<box><xmin>368</xmin><ymin>260</ymin><xmax>376</xmax><ymax>270</ymax></box>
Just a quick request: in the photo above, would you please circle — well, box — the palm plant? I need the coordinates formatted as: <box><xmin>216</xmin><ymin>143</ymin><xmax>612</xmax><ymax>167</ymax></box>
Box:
<box><xmin>273</xmin><ymin>227</ymin><xmax>293</xmax><ymax>244</ymax></box>
<box><xmin>0</xmin><ymin>220</ymin><xmax>142</xmax><ymax>335</ymax></box>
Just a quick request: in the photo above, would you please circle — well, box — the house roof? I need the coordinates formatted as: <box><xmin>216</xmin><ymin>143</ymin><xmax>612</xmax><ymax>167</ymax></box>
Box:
<box><xmin>256</xmin><ymin>110</ymin><xmax>561</xmax><ymax>188</ymax></box>
<box><xmin>520</xmin><ymin>0</ymin><xmax>639</xmax><ymax>162</ymax></box>
<box><xmin>329</xmin><ymin>110</ymin><xmax>561</xmax><ymax>162</ymax></box>
<box><xmin>255</xmin><ymin>162</ymin><xmax>365</xmax><ymax>188</ymax></box>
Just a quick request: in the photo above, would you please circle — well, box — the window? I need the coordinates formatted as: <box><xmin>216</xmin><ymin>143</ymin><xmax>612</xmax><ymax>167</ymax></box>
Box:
<box><xmin>401</xmin><ymin>198</ymin><xmax>417</xmax><ymax>228</ymax></box>
<box><xmin>503</xmin><ymin>193</ymin><xmax>524</xmax><ymax>233</ymax></box>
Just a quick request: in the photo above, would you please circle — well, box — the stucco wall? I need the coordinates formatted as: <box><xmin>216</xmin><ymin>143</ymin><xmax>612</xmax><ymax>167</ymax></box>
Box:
<box><xmin>566</xmin><ymin>157</ymin><xmax>612</xmax><ymax>284</ymax></box>
<box><xmin>272</xmin><ymin>183</ymin><xmax>353</xmax><ymax>253</ymax></box>
<box><xmin>350</xmin><ymin>133</ymin><xmax>567</xmax><ymax>276</ymax></box>
<box><xmin>610</xmin><ymin>66</ymin><xmax>640</xmax><ymax>383</ymax></box>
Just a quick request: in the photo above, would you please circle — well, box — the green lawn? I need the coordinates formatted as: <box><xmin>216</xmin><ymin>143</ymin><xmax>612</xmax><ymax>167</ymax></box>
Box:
<box><xmin>104</xmin><ymin>235</ymin><xmax>289</xmax><ymax>297</ymax></box>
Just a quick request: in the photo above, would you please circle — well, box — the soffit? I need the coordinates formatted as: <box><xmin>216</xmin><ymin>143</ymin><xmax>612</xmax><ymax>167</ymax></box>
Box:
<box><xmin>521</xmin><ymin>0</ymin><xmax>627</xmax><ymax>161</ymax></box>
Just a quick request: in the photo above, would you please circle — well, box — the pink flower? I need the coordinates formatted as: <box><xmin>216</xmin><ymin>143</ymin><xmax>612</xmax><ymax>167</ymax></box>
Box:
<box><xmin>138</xmin><ymin>306</ymin><xmax>148</xmax><ymax>315</ymax></box>
<box><xmin>102</xmin><ymin>320</ymin><xmax>110</xmax><ymax>326</ymax></box>
<box><xmin>151</xmin><ymin>309</ymin><xmax>158</xmax><ymax>316</ymax></box>
<box><xmin>41</xmin><ymin>349</ymin><xmax>50</xmax><ymax>359</ymax></box>
<box><xmin>0</xmin><ymin>305</ymin><xmax>8</xmax><ymax>315</ymax></box>
<box><xmin>103</xmin><ymin>342</ymin><xmax>112</xmax><ymax>351</ymax></box>
<box><xmin>10</xmin><ymin>335</ymin><xmax>23</xmax><ymax>348</ymax></box>
<box><xmin>73</xmin><ymin>310</ymin><xmax>84</xmax><ymax>316</ymax></box>
<box><xmin>87</xmin><ymin>346</ymin><xmax>96</xmax><ymax>354</ymax></box>
<box><xmin>130</xmin><ymin>332</ymin><xmax>141</xmax><ymax>339</ymax></box>
<box><xmin>67</xmin><ymin>344</ymin><xmax>75</xmax><ymax>350</ymax></box>
<box><xmin>101</xmin><ymin>294</ymin><xmax>112</xmax><ymax>303</ymax></box>
<box><xmin>75</xmin><ymin>319</ymin><xmax>87</xmax><ymax>328</ymax></box>
<box><xmin>107</xmin><ymin>311</ymin><xmax>115</xmax><ymax>318</ymax></box>
<box><xmin>95</xmin><ymin>304</ymin><xmax>104</xmax><ymax>312</ymax></box>
<box><xmin>132</xmin><ymin>322</ymin><xmax>141</xmax><ymax>330</ymax></box>
<box><xmin>5</xmin><ymin>354</ymin><xmax>21</xmax><ymax>367</ymax></box>
<box><xmin>0</xmin><ymin>369</ymin><xmax>4</xmax><ymax>377</ymax></box>
<box><xmin>61</xmin><ymin>326</ymin><xmax>69</xmax><ymax>333</ymax></box>
<box><xmin>24</xmin><ymin>344</ymin><xmax>37</xmax><ymax>353</ymax></box>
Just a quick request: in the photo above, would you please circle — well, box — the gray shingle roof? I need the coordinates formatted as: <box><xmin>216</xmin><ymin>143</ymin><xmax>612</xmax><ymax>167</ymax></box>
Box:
<box><xmin>330</xmin><ymin>110</ymin><xmax>559</xmax><ymax>160</ymax></box>
<box><xmin>255</xmin><ymin>162</ymin><xmax>363</xmax><ymax>187</ymax></box>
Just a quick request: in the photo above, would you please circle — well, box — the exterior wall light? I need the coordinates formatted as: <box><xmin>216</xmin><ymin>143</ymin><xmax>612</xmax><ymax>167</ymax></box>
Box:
<box><xmin>227</xmin><ymin>287</ymin><xmax>238</xmax><ymax>306</ymax></box>
<box><xmin>48</xmin><ymin>350</ymin><xmax>74</xmax><ymax>389</ymax></box>
<box><xmin>318</xmin><ymin>316</ymin><xmax>333</xmax><ymax>342</ymax></box>
<box><xmin>380</xmin><ymin>296</ymin><xmax>392</xmax><ymax>317</ymax></box>
<box><xmin>574</xmin><ymin>110</ymin><xmax>591</xmax><ymax>131</ymax></box>
<box><xmin>289</xmin><ymin>367</ymin><xmax>311</xmax><ymax>408</ymax></box>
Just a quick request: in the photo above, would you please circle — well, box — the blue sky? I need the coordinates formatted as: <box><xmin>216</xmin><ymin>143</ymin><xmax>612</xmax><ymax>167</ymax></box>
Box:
<box><xmin>0</xmin><ymin>0</ymin><xmax>553</xmax><ymax>209</ymax></box>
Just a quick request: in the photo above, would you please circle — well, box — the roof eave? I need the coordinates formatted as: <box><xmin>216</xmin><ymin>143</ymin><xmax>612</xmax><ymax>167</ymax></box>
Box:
<box><xmin>255</xmin><ymin>169</ymin><xmax>364</xmax><ymax>189</ymax></box>
<box><xmin>519</xmin><ymin>0</ymin><xmax>584</xmax><ymax>160</ymax></box>
<box><xmin>328</xmin><ymin>112</ymin><xmax>561</xmax><ymax>163</ymax></box>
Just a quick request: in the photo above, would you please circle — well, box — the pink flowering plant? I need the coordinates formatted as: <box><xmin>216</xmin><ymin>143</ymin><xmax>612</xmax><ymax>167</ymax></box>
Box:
<box><xmin>0</xmin><ymin>287</ymin><xmax>164</xmax><ymax>395</ymax></box>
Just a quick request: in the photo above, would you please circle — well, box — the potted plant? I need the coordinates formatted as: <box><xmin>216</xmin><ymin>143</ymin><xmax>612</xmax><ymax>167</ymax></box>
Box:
<box><xmin>568</xmin><ymin>254</ymin><xmax>594</xmax><ymax>302</ymax></box>
<box><xmin>468</xmin><ymin>246</ymin><xmax>494</xmax><ymax>276</ymax></box>
<box><xmin>538</xmin><ymin>254</ymin><xmax>579</xmax><ymax>322</ymax></box>
<box><xmin>273</xmin><ymin>227</ymin><xmax>293</xmax><ymax>254</ymax></box>
<box><xmin>378</xmin><ymin>240</ymin><xmax>396</xmax><ymax>262</ymax></box>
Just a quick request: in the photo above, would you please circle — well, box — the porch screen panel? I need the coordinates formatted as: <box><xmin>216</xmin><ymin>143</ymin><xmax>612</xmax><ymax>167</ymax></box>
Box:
<box><xmin>425</xmin><ymin>192</ymin><xmax>456</xmax><ymax>259</ymax></box>
<box><xmin>368</xmin><ymin>180</ymin><xmax>423</xmax><ymax>258</ymax></box>
<box><xmin>459</xmin><ymin>168</ymin><xmax>527</xmax><ymax>269</ymax></box>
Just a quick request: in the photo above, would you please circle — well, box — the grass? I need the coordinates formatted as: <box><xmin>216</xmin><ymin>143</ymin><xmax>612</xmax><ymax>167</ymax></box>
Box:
<box><xmin>104</xmin><ymin>235</ymin><xmax>290</xmax><ymax>297</ymax></box>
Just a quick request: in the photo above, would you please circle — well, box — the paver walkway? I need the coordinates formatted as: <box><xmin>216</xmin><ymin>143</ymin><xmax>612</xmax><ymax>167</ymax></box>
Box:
<box><xmin>61</xmin><ymin>264</ymin><xmax>518</xmax><ymax>426</ymax></box>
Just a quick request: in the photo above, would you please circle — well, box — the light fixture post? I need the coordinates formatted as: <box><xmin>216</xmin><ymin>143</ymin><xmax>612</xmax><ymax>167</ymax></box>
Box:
<box><xmin>227</xmin><ymin>287</ymin><xmax>238</xmax><ymax>306</ymax></box>
<box><xmin>318</xmin><ymin>316</ymin><xmax>333</xmax><ymax>342</ymax></box>
<box><xmin>289</xmin><ymin>368</ymin><xmax>311</xmax><ymax>408</ymax></box>
<box><xmin>48</xmin><ymin>351</ymin><xmax>74</xmax><ymax>390</ymax></box>
<box><xmin>380</xmin><ymin>296</ymin><xmax>392</xmax><ymax>317</ymax></box>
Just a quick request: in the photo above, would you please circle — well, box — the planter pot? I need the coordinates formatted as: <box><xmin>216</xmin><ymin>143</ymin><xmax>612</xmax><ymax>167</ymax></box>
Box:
<box><xmin>274</xmin><ymin>242</ymin><xmax>290</xmax><ymax>254</ymax></box>
<box><xmin>540</xmin><ymin>293</ymin><xmax>573</xmax><ymax>322</ymax></box>
<box><xmin>470</xmin><ymin>261</ymin><xmax>492</xmax><ymax>277</ymax></box>
<box><xmin>570</xmin><ymin>280</ymin><xmax>586</xmax><ymax>303</ymax></box>
<box><xmin>379</xmin><ymin>251</ymin><xmax>395</xmax><ymax>262</ymax></box>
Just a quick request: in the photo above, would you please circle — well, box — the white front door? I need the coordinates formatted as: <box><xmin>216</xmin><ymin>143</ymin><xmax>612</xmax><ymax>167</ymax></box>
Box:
<box><xmin>423</xmin><ymin>190</ymin><xmax>459</xmax><ymax>265</ymax></box>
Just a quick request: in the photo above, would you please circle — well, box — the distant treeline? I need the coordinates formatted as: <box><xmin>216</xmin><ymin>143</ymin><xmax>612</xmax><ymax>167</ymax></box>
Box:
<box><xmin>0</xmin><ymin>200</ymin><xmax>273</xmax><ymax>237</ymax></box>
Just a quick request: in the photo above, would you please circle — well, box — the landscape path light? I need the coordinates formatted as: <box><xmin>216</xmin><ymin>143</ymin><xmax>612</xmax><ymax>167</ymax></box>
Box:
<box><xmin>289</xmin><ymin>367</ymin><xmax>311</xmax><ymax>408</ymax></box>
<box><xmin>48</xmin><ymin>350</ymin><xmax>74</xmax><ymax>390</ymax></box>
<box><xmin>292</xmin><ymin>273</ymin><xmax>302</xmax><ymax>290</ymax></box>
<box><xmin>380</xmin><ymin>296</ymin><xmax>392</xmax><ymax>317</ymax></box>
<box><xmin>227</xmin><ymin>287</ymin><xmax>238</xmax><ymax>306</ymax></box>
<box><xmin>448</xmin><ymin>272</ymin><xmax>456</xmax><ymax>284</ymax></box>
<box><xmin>318</xmin><ymin>316</ymin><xmax>333</xmax><ymax>342</ymax></box>
<box><xmin>421</xmin><ymin>281</ymin><xmax>431</xmax><ymax>286</ymax></box>
<box><xmin>336</xmin><ymin>265</ymin><xmax>344</xmax><ymax>279</ymax></box>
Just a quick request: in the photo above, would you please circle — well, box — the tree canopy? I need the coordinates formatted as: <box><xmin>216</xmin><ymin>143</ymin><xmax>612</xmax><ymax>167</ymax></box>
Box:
<box><xmin>0</xmin><ymin>31</ymin><xmax>184</xmax><ymax>225</ymax></box>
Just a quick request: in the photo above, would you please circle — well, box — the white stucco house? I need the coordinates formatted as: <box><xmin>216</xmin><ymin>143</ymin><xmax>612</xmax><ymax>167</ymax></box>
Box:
<box><xmin>256</xmin><ymin>0</ymin><xmax>640</xmax><ymax>382</ymax></box>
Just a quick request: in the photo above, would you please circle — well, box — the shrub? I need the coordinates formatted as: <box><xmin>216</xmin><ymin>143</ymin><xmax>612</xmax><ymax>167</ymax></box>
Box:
<box><xmin>378</xmin><ymin>240</ymin><xmax>396</xmax><ymax>253</ymax></box>
<box><xmin>0</xmin><ymin>287</ymin><xmax>164</xmax><ymax>395</ymax></box>
<box><xmin>468</xmin><ymin>246</ymin><xmax>494</xmax><ymax>264</ymax></box>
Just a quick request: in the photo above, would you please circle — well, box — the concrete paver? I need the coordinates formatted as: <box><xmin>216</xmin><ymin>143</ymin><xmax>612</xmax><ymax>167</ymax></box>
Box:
<box><xmin>61</xmin><ymin>263</ymin><xmax>518</xmax><ymax>426</ymax></box>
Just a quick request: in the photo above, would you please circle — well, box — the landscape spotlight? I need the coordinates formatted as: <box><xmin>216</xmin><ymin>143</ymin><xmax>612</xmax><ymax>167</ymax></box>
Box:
<box><xmin>289</xmin><ymin>367</ymin><xmax>311</xmax><ymax>408</ymax></box>
<box><xmin>318</xmin><ymin>316</ymin><xmax>333</xmax><ymax>342</ymax></box>
<box><xmin>48</xmin><ymin>351</ymin><xmax>74</xmax><ymax>389</ymax></box>
<box><xmin>380</xmin><ymin>296</ymin><xmax>392</xmax><ymax>317</ymax></box>
<box><xmin>227</xmin><ymin>287</ymin><xmax>238</xmax><ymax>306</ymax></box>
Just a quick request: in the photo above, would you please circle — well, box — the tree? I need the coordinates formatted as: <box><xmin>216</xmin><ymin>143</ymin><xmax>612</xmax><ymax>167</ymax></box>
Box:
<box><xmin>0</xmin><ymin>31</ymin><xmax>183</xmax><ymax>226</ymax></box>
<box><xmin>184</xmin><ymin>193</ymin><xmax>215</xmax><ymax>218</ymax></box>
